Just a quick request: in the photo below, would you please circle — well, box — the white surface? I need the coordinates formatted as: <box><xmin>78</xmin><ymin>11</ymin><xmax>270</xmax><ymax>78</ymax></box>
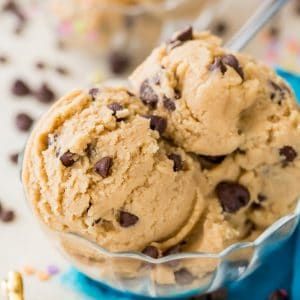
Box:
<box><xmin>0</xmin><ymin>1</ymin><xmax>107</xmax><ymax>299</ymax></box>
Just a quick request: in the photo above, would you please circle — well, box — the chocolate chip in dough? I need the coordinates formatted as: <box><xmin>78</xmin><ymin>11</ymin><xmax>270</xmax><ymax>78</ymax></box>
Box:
<box><xmin>171</xmin><ymin>26</ymin><xmax>193</xmax><ymax>43</ymax></box>
<box><xmin>258</xmin><ymin>193</ymin><xmax>267</xmax><ymax>202</ymax></box>
<box><xmin>108</xmin><ymin>103</ymin><xmax>124</xmax><ymax>115</ymax></box>
<box><xmin>216</xmin><ymin>181</ymin><xmax>250</xmax><ymax>213</ymax></box>
<box><xmin>89</xmin><ymin>88</ymin><xmax>99</xmax><ymax>100</ymax></box>
<box><xmin>11</xmin><ymin>79</ymin><xmax>31</xmax><ymax>96</ymax></box>
<box><xmin>140</xmin><ymin>80</ymin><xmax>159</xmax><ymax>108</ymax></box>
<box><xmin>198</xmin><ymin>155</ymin><xmax>226</xmax><ymax>170</ymax></box>
<box><xmin>174</xmin><ymin>268</ymin><xmax>194</xmax><ymax>285</ymax></box>
<box><xmin>163</xmin><ymin>96</ymin><xmax>176</xmax><ymax>111</ymax></box>
<box><xmin>15</xmin><ymin>113</ymin><xmax>33</xmax><ymax>132</ymax></box>
<box><xmin>148</xmin><ymin>115</ymin><xmax>167</xmax><ymax>135</ymax></box>
<box><xmin>142</xmin><ymin>246</ymin><xmax>159</xmax><ymax>259</ymax></box>
<box><xmin>268</xmin><ymin>289</ymin><xmax>289</xmax><ymax>300</ymax></box>
<box><xmin>221</xmin><ymin>54</ymin><xmax>244</xmax><ymax>80</ymax></box>
<box><xmin>60</xmin><ymin>151</ymin><xmax>77</xmax><ymax>167</ymax></box>
<box><xmin>118</xmin><ymin>211</ymin><xmax>139</xmax><ymax>227</ymax></box>
<box><xmin>279</xmin><ymin>146</ymin><xmax>297</xmax><ymax>164</ymax></box>
<box><xmin>94</xmin><ymin>157</ymin><xmax>113</xmax><ymax>178</ymax></box>
<box><xmin>168</xmin><ymin>153</ymin><xmax>183</xmax><ymax>172</ymax></box>
<box><xmin>35</xmin><ymin>83</ymin><xmax>55</xmax><ymax>104</ymax></box>
<box><xmin>209</xmin><ymin>57</ymin><xmax>227</xmax><ymax>74</ymax></box>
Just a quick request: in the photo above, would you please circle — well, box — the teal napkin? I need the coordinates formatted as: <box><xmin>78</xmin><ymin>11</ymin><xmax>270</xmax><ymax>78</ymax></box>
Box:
<box><xmin>61</xmin><ymin>69</ymin><xmax>300</xmax><ymax>300</ymax></box>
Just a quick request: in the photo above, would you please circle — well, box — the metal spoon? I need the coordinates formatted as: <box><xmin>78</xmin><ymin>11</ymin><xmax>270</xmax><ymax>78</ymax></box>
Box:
<box><xmin>225</xmin><ymin>0</ymin><xmax>289</xmax><ymax>51</ymax></box>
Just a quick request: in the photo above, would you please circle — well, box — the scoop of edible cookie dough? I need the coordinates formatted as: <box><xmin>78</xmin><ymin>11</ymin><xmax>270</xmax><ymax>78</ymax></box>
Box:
<box><xmin>22</xmin><ymin>86</ymin><xmax>205</xmax><ymax>253</ymax></box>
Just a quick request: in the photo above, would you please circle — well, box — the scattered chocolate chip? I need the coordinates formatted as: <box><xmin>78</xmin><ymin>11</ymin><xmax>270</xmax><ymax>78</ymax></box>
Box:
<box><xmin>60</xmin><ymin>151</ymin><xmax>77</xmax><ymax>167</ymax></box>
<box><xmin>142</xmin><ymin>246</ymin><xmax>159</xmax><ymax>259</ymax></box>
<box><xmin>3</xmin><ymin>0</ymin><xmax>26</xmax><ymax>34</ymax></box>
<box><xmin>108</xmin><ymin>103</ymin><xmax>124</xmax><ymax>115</ymax></box>
<box><xmin>94</xmin><ymin>157</ymin><xmax>113</xmax><ymax>178</ymax></box>
<box><xmin>269</xmin><ymin>80</ymin><xmax>286</xmax><ymax>103</ymax></box>
<box><xmin>251</xmin><ymin>202</ymin><xmax>262</xmax><ymax>210</ymax></box>
<box><xmin>0</xmin><ymin>55</ymin><xmax>8</xmax><ymax>64</ymax></box>
<box><xmin>85</xmin><ymin>144</ymin><xmax>93</xmax><ymax>157</ymax></box>
<box><xmin>9</xmin><ymin>152</ymin><xmax>19</xmax><ymax>164</ymax></box>
<box><xmin>148</xmin><ymin>115</ymin><xmax>167</xmax><ymax>136</ymax></box>
<box><xmin>118</xmin><ymin>211</ymin><xmax>139</xmax><ymax>227</ymax></box>
<box><xmin>15</xmin><ymin>113</ymin><xmax>33</xmax><ymax>132</ymax></box>
<box><xmin>212</xmin><ymin>21</ymin><xmax>228</xmax><ymax>36</ymax></box>
<box><xmin>279</xmin><ymin>146</ymin><xmax>297</xmax><ymax>164</ymax></box>
<box><xmin>209</xmin><ymin>57</ymin><xmax>227</xmax><ymax>74</ymax></box>
<box><xmin>168</xmin><ymin>153</ymin><xmax>183</xmax><ymax>172</ymax></box>
<box><xmin>199</xmin><ymin>155</ymin><xmax>226</xmax><ymax>170</ymax></box>
<box><xmin>55</xmin><ymin>66</ymin><xmax>69</xmax><ymax>76</ymax></box>
<box><xmin>190</xmin><ymin>288</ymin><xmax>228</xmax><ymax>300</ymax></box>
<box><xmin>140</xmin><ymin>80</ymin><xmax>159</xmax><ymax>108</ymax></box>
<box><xmin>174</xmin><ymin>268</ymin><xmax>194</xmax><ymax>285</ymax></box>
<box><xmin>35</xmin><ymin>61</ymin><xmax>46</xmax><ymax>70</ymax></box>
<box><xmin>221</xmin><ymin>54</ymin><xmax>244</xmax><ymax>80</ymax></box>
<box><xmin>171</xmin><ymin>26</ymin><xmax>193</xmax><ymax>43</ymax></box>
<box><xmin>174</xmin><ymin>88</ymin><xmax>181</xmax><ymax>99</ymax></box>
<box><xmin>216</xmin><ymin>181</ymin><xmax>250</xmax><ymax>213</ymax></box>
<box><xmin>258</xmin><ymin>193</ymin><xmax>267</xmax><ymax>202</ymax></box>
<box><xmin>163</xmin><ymin>96</ymin><xmax>176</xmax><ymax>111</ymax></box>
<box><xmin>11</xmin><ymin>79</ymin><xmax>31</xmax><ymax>96</ymax></box>
<box><xmin>108</xmin><ymin>51</ymin><xmax>130</xmax><ymax>75</ymax></box>
<box><xmin>35</xmin><ymin>83</ymin><xmax>55</xmax><ymax>104</ymax></box>
<box><xmin>269</xmin><ymin>26</ymin><xmax>280</xmax><ymax>38</ymax></box>
<box><xmin>1</xmin><ymin>210</ymin><xmax>15</xmax><ymax>223</ymax></box>
<box><xmin>89</xmin><ymin>88</ymin><xmax>99</xmax><ymax>100</ymax></box>
<box><xmin>269</xmin><ymin>289</ymin><xmax>289</xmax><ymax>300</ymax></box>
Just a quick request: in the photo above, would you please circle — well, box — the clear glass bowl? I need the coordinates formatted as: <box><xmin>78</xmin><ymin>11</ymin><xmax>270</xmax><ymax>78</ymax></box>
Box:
<box><xmin>46</xmin><ymin>0</ymin><xmax>219</xmax><ymax>69</ymax></box>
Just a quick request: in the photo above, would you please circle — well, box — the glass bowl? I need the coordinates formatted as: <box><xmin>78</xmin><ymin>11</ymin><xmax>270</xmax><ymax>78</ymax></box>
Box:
<box><xmin>20</xmin><ymin>143</ymin><xmax>299</xmax><ymax>299</ymax></box>
<box><xmin>45</xmin><ymin>0</ymin><xmax>219</xmax><ymax>70</ymax></box>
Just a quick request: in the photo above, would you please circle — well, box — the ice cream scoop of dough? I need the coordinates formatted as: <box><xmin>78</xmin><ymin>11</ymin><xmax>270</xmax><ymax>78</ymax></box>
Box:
<box><xmin>22</xmin><ymin>87</ymin><xmax>205</xmax><ymax>252</ymax></box>
<box><xmin>130</xmin><ymin>31</ymin><xmax>263</xmax><ymax>155</ymax></box>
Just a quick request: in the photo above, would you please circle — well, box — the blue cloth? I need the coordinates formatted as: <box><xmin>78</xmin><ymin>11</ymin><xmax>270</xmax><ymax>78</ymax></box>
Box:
<box><xmin>60</xmin><ymin>70</ymin><xmax>300</xmax><ymax>300</ymax></box>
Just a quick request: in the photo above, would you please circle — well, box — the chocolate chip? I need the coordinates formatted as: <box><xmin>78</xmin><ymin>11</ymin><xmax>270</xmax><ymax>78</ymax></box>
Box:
<box><xmin>216</xmin><ymin>181</ymin><xmax>250</xmax><ymax>213</ymax></box>
<box><xmin>174</xmin><ymin>88</ymin><xmax>181</xmax><ymax>99</ymax></box>
<box><xmin>163</xmin><ymin>96</ymin><xmax>176</xmax><ymax>111</ymax></box>
<box><xmin>269</xmin><ymin>289</ymin><xmax>289</xmax><ymax>300</ymax></box>
<box><xmin>258</xmin><ymin>193</ymin><xmax>267</xmax><ymax>202</ymax></box>
<box><xmin>0</xmin><ymin>55</ymin><xmax>8</xmax><ymax>64</ymax></box>
<box><xmin>35</xmin><ymin>83</ymin><xmax>55</xmax><ymax>104</ymax></box>
<box><xmin>89</xmin><ymin>88</ymin><xmax>99</xmax><ymax>100</ymax></box>
<box><xmin>118</xmin><ymin>211</ymin><xmax>139</xmax><ymax>227</ymax></box>
<box><xmin>15</xmin><ymin>113</ymin><xmax>33</xmax><ymax>132</ymax></box>
<box><xmin>221</xmin><ymin>54</ymin><xmax>244</xmax><ymax>80</ymax></box>
<box><xmin>55</xmin><ymin>66</ymin><xmax>69</xmax><ymax>76</ymax></box>
<box><xmin>108</xmin><ymin>51</ymin><xmax>130</xmax><ymax>75</ymax></box>
<box><xmin>140</xmin><ymin>80</ymin><xmax>159</xmax><ymax>108</ymax></box>
<box><xmin>209</xmin><ymin>57</ymin><xmax>227</xmax><ymax>74</ymax></box>
<box><xmin>9</xmin><ymin>152</ymin><xmax>19</xmax><ymax>164</ymax></box>
<box><xmin>199</xmin><ymin>155</ymin><xmax>226</xmax><ymax>170</ymax></box>
<box><xmin>279</xmin><ymin>146</ymin><xmax>297</xmax><ymax>163</ymax></box>
<box><xmin>60</xmin><ymin>151</ymin><xmax>77</xmax><ymax>167</ymax></box>
<box><xmin>1</xmin><ymin>210</ymin><xmax>15</xmax><ymax>223</ymax></box>
<box><xmin>148</xmin><ymin>115</ymin><xmax>167</xmax><ymax>136</ymax></box>
<box><xmin>3</xmin><ymin>0</ymin><xmax>26</xmax><ymax>34</ymax></box>
<box><xmin>174</xmin><ymin>268</ymin><xmax>194</xmax><ymax>285</ymax></box>
<box><xmin>108</xmin><ymin>103</ymin><xmax>124</xmax><ymax>115</ymax></box>
<box><xmin>142</xmin><ymin>246</ymin><xmax>159</xmax><ymax>259</ymax></box>
<box><xmin>85</xmin><ymin>144</ymin><xmax>93</xmax><ymax>158</ymax></box>
<box><xmin>171</xmin><ymin>26</ymin><xmax>193</xmax><ymax>43</ymax></box>
<box><xmin>168</xmin><ymin>153</ymin><xmax>183</xmax><ymax>172</ymax></box>
<box><xmin>212</xmin><ymin>21</ymin><xmax>228</xmax><ymax>36</ymax></box>
<box><xmin>94</xmin><ymin>157</ymin><xmax>113</xmax><ymax>178</ymax></box>
<box><xmin>269</xmin><ymin>26</ymin><xmax>280</xmax><ymax>38</ymax></box>
<box><xmin>269</xmin><ymin>80</ymin><xmax>286</xmax><ymax>103</ymax></box>
<box><xmin>11</xmin><ymin>79</ymin><xmax>31</xmax><ymax>96</ymax></box>
<box><xmin>35</xmin><ymin>61</ymin><xmax>46</xmax><ymax>70</ymax></box>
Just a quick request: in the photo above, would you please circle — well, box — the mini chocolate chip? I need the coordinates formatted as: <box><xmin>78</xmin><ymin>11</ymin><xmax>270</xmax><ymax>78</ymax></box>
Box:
<box><xmin>94</xmin><ymin>157</ymin><xmax>113</xmax><ymax>178</ymax></box>
<box><xmin>168</xmin><ymin>153</ymin><xmax>183</xmax><ymax>172</ymax></box>
<box><xmin>108</xmin><ymin>103</ymin><xmax>124</xmax><ymax>115</ymax></box>
<box><xmin>212</xmin><ymin>21</ymin><xmax>228</xmax><ymax>36</ymax></box>
<box><xmin>171</xmin><ymin>26</ymin><xmax>193</xmax><ymax>43</ymax></box>
<box><xmin>85</xmin><ymin>144</ymin><xmax>93</xmax><ymax>157</ymax></box>
<box><xmin>9</xmin><ymin>152</ymin><xmax>19</xmax><ymax>164</ymax></box>
<box><xmin>258</xmin><ymin>193</ymin><xmax>267</xmax><ymax>202</ymax></box>
<box><xmin>35</xmin><ymin>83</ymin><xmax>55</xmax><ymax>103</ymax></box>
<box><xmin>1</xmin><ymin>210</ymin><xmax>15</xmax><ymax>222</ymax></box>
<box><xmin>11</xmin><ymin>79</ymin><xmax>31</xmax><ymax>96</ymax></box>
<box><xmin>140</xmin><ymin>80</ymin><xmax>159</xmax><ymax>108</ymax></box>
<box><xmin>108</xmin><ymin>51</ymin><xmax>130</xmax><ymax>75</ymax></box>
<box><xmin>89</xmin><ymin>88</ymin><xmax>99</xmax><ymax>100</ymax></box>
<box><xmin>199</xmin><ymin>155</ymin><xmax>226</xmax><ymax>170</ymax></box>
<box><xmin>163</xmin><ymin>96</ymin><xmax>176</xmax><ymax>111</ymax></box>
<box><xmin>148</xmin><ymin>115</ymin><xmax>167</xmax><ymax>135</ymax></box>
<box><xmin>279</xmin><ymin>146</ymin><xmax>297</xmax><ymax>163</ymax></box>
<box><xmin>209</xmin><ymin>57</ymin><xmax>226</xmax><ymax>73</ymax></box>
<box><xmin>60</xmin><ymin>151</ymin><xmax>76</xmax><ymax>167</ymax></box>
<box><xmin>221</xmin><ymin>54</ymin><xmax>244</xmax><ymax>80</ymax></box>
<box><xmin>174</xmin><ymin>88</ymin><xmax>181</xmax><ymax>99</ymax></box>
<box><xmin>35</xmin><ymin>61</ymin><xmax>46</xmax><ymax>70</ymax></box>
<box><xmin>142</xmin><ymin>246</ymin><xmax>159</xmax><ymax>259</ymax></box>
<box><xmin>269</xmin><ymin>289</ymin><xmax>289</xmax><ymax>300</ymax></box>
<box><xmin>251</xmin><ymin>202</ymin><xmax>262</xmax><ymax>210</ymax></box>
<box><xmin>174</xmin><ymin>268</ymin><xmax>194</xmax><ymax>285</ymax></box>
<box><xmin>216</xmin><ymin>181</ymin><xmax>250</xmax><ymax>213</ymax></box>
<box><xmin>118</xmin><ymin>211</ymin><xmax>139</xmax><ymax>227</ymax></box>
<box><xmin>55</xmin><ymin>66</ymin><xmax>69</xmax><ymax>76</ymax></box>
<box><xmin>269</xmin><ymin>80</ymin><xmax>286</xmax><ymax>103</ymax></box>
<box><xmin>15</xmin><ymin>113</ymin><xmax>33</xmax><ymax>132</ymax></box>
<box><xmin>0</xmin><ymin>55</ymin><xmax>8</xmax><ymax>64</ymax></box>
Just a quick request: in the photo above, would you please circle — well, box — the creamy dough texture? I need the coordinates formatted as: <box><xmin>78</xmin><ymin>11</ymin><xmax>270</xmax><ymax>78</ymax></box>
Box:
<box><xmin>23</xmin><ymin>29</ymin><xmax>300</xmax><ymax>284</ymax></box>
